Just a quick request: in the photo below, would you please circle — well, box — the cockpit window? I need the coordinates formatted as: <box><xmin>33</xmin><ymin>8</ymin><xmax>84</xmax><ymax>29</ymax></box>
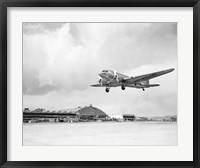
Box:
<box><xmin>102</xmin><ymin>70</ymin><xmax>108</xmax><ymax>73</ymax></box>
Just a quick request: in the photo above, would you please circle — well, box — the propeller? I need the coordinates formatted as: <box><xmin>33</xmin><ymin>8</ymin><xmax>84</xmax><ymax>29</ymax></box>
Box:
<box><xmin>98</xmin><ymin>77</ymin><xmax>103</xmax><ymax>86</ymax></box>
<box><xmin>114</xmin><ymin>70</ymin><xmax>119</xmax><ymax>82</ymax></box>
<box><xmin>98</xmin><ymin>77</ymin><xmax>101</xmax><ymax>83</ymax></box>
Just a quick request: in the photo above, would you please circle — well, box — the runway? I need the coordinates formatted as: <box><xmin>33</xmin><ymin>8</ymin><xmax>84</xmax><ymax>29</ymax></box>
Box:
<box><xmin>23</xmin><ymin>121</ymin><xmax>177</xmax><ymax>146</ymax></box>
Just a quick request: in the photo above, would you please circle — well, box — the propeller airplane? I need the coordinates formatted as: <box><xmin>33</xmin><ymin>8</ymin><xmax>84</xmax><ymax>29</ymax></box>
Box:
<box><xmin>91</xmin><ymin>68</ymin><xmax>174</xmax><ymax>93</ymax></box>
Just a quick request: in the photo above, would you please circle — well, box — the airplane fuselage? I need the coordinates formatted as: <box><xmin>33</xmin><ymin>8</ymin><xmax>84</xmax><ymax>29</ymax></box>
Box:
<box><xmin>99</xmin><ymin>70</ymin><xmax>149</xmax><ymax>88</ymax></box>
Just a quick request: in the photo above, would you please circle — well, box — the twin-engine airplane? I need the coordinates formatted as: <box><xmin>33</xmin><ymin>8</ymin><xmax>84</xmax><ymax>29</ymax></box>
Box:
<box><xmin>91</xmin><ymin>68</ymin><xmax>174</xmax><ymax>92</ymax></box>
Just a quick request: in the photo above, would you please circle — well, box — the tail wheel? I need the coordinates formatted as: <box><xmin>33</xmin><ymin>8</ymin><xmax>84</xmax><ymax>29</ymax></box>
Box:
<box><xmin>105</xmin><ymin>88</ymin><xmax>110</xmax><ymax>93</ymax></box>
<box><xmin>142</xmin><ymin>88</ymin><xmax>145</xmax><ymax>91</ymax></box>
<box><xmin>121</xmin><ymin>85</ymin><xmax>125</xmax><ymax>90</ymax></box>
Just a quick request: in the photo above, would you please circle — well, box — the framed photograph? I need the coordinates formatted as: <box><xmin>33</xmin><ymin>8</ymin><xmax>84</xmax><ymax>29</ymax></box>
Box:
<box><xmin>0</xmin><ymin>0</ymin><xmax>199</xmax><ymax>167</ymax></box>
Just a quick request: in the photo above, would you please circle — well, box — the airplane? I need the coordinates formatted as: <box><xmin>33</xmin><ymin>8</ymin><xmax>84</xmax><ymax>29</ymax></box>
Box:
<box><xmin>91</xmin><ymin>68</ymin><xmax>174</xmax><ymax>93</ymax></box>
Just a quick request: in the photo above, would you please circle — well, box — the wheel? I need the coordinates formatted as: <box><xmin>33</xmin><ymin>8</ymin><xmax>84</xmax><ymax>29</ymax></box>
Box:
<box><xmin>121</xmin><ymin>85</ymin><xmax>125</xmax><ymax>90</ymax></box>
<box><xmin>105</xmin><ymin>88</ymin><xmax>110</xmax><ymax>92</ymax></box>
<box><xmin>142</xmin><ymin>88</ymin><xmax>145</xmax><ymax>91</ymax></box>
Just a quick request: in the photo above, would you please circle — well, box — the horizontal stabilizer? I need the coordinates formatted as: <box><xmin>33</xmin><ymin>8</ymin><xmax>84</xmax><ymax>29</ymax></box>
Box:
<box><xmin>143</xmin><ymin>84</ymin><xmax>160</xmax><ymax>87</ymax></box>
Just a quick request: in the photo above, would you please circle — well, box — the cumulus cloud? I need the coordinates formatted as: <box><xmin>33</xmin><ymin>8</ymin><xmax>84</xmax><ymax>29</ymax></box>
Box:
<box><xmin>23</xmin><ymin>23</ymin><xmax>177</xmax><ymax>116</ymax></box>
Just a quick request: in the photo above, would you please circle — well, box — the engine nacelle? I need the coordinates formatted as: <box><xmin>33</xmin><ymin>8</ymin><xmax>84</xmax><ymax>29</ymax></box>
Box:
<box><xmin>141</xmin><ymin>80</ymin><xmax>149</xmax><ymax>85</ymax></box>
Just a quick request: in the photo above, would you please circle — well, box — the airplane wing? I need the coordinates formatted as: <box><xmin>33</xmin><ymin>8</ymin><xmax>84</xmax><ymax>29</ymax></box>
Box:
<box><xmin>124</xmin><ymin>68</ymin><xmax>174</xmax><ymax>83</ymax></box>
<box><xmin>91</xmin><ymin>84</ymin><xmax>104</xmax><ymax>87</ymax></box>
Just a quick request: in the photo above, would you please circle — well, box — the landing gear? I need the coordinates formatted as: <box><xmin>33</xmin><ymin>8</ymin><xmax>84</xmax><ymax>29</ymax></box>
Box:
<box><xmin>142</xmin><ymin>88</ymin><xmax>145</xmax><ymax>91</ymax></box>
<box><xmin>121</xmin><ymin>85</ymin><xmax>125</xmax><ymax>90</ymax></box>
<box><xmin>105</xmin><ymin>87</ymin><xmax>110</xmax><ymax>93</ymax></box>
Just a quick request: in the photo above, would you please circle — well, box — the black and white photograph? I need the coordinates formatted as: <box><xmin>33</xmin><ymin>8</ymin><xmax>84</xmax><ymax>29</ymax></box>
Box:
<box><xmin>23</xmin><ymin>22</ymin><xmax>177</xmax><ymax>146</ymax></box>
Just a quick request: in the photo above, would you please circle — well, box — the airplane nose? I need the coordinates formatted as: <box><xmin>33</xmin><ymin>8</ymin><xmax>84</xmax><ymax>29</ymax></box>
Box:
<box><xmin>98</xmin><ymin>73</ymin><xmax>104</xmax><ymax>78</ymax></box>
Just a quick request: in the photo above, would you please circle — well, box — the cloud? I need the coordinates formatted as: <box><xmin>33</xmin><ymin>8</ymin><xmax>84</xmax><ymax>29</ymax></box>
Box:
<box><xmin>23</xmin><ymin>23</ymin><xmax>177</xmax><ymax>95</ymax></box>
<box><xmin>23</xmin><ymin>23</ymin><xmax>104</xmax><ymax>95</ymax></box>
<box><xmin>23</xmin><ymin>23</ymin><xmax>66</xmax><ymax>35</ymax></box>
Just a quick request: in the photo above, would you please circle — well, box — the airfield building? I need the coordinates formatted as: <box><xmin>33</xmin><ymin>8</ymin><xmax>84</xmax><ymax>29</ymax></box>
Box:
<box><xmin>123</xmin><ymin>114</ymin><xmax>136</xmax><ymax>121</ymax></box>
<box><xmin>23</xmin><ymin>105</ymin><xmax>109</xmax><ymax>123</ymax></box>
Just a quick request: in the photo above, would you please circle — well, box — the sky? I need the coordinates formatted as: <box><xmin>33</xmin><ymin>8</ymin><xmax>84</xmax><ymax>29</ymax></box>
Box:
<box><xmin>23</xmin><ymin>23</ymin><xmax>177</xmax><ymax>117</ymax></box>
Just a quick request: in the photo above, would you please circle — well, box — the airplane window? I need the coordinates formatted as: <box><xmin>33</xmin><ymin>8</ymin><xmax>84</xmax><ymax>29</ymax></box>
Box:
<box><xmin>102</xmin><ymin>70</ymin><xmax>108</xmax><ymax>73</ymax></box>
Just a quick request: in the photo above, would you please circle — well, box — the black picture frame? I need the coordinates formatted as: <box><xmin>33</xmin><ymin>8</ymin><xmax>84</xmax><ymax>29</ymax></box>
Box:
<box><xmin>0</xmin><ymin>0</ymin><xmax>199</xmax><ymax>167</ymax></box>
